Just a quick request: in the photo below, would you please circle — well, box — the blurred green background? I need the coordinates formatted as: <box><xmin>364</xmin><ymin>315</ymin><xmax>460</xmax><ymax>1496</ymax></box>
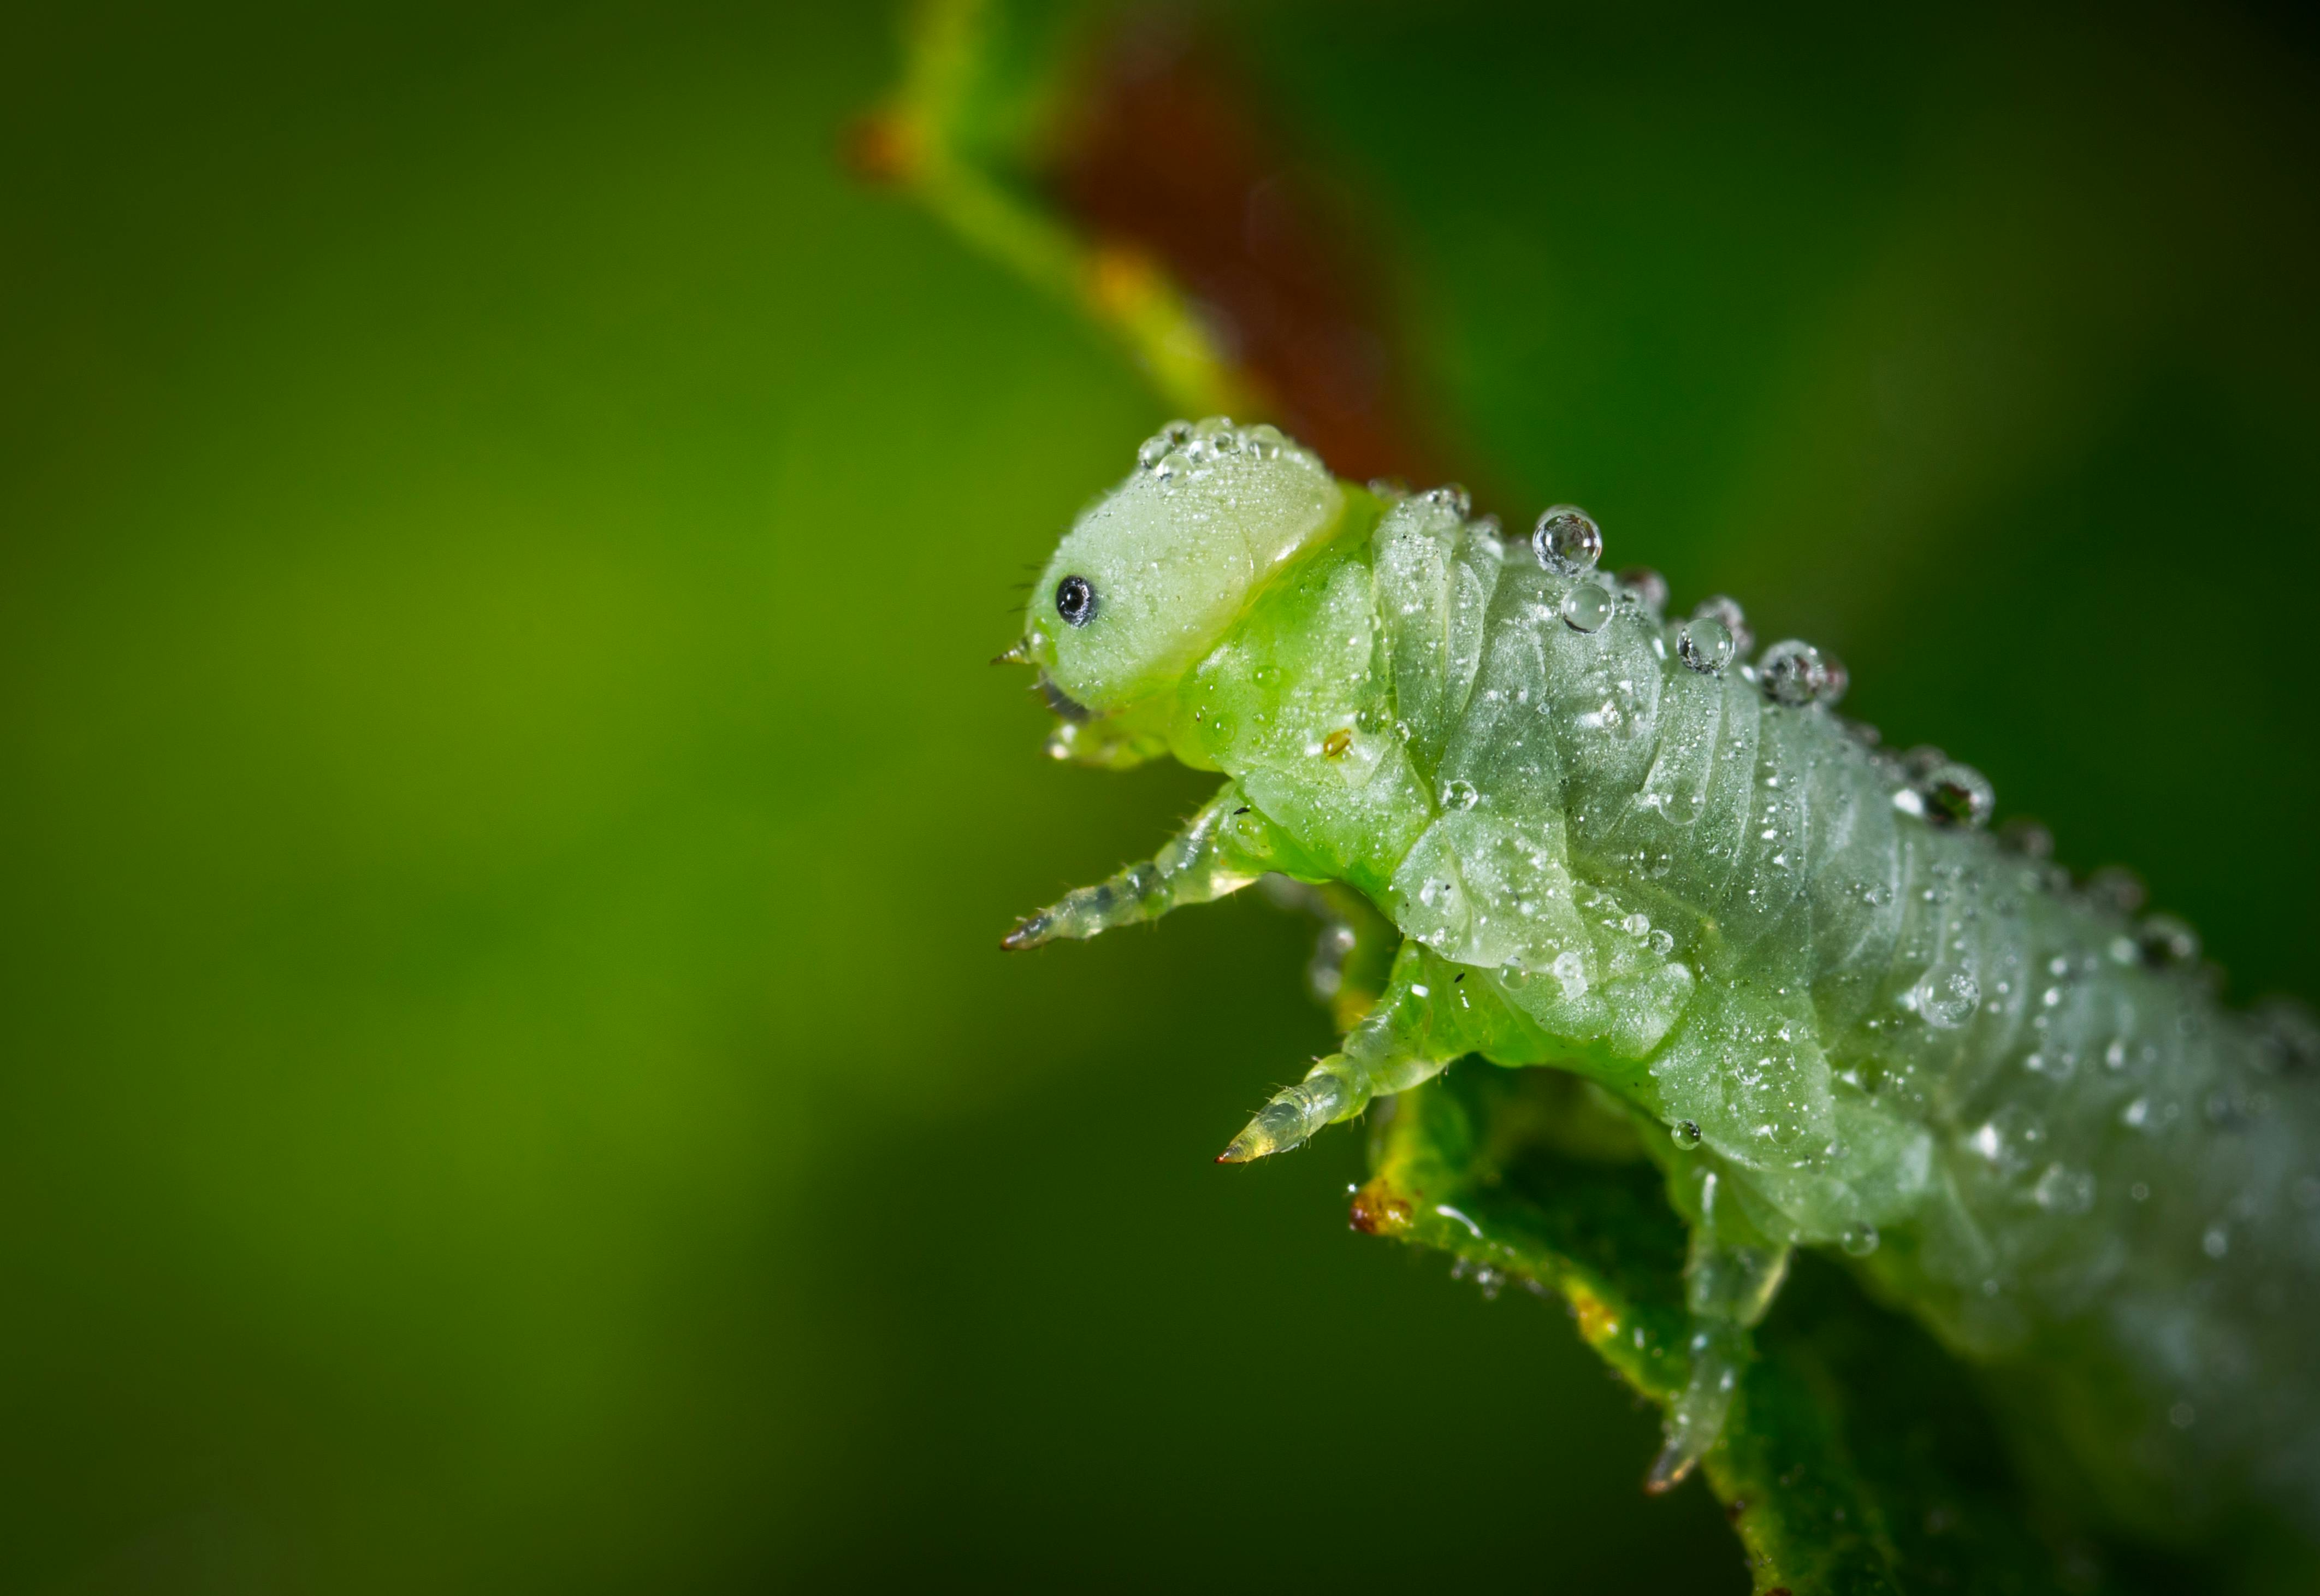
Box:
<box><xmin>4</xmin><ymin>1</ymin><xmax>2317</xmax><ymax>1589</ymax></box>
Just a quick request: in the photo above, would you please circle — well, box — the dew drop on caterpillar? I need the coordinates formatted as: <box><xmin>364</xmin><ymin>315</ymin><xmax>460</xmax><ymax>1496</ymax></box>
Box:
<box><xmin>996</xmin><ymin>418</ymin><xmax>2320</xmax><ymax>1542</ymax></box>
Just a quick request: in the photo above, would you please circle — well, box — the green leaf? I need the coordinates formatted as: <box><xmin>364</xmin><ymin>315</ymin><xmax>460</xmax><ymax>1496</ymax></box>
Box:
<box><xmin>1358</xmin><ymin>1065</ymin><xmax>2054</xmax><ymax>1592</ymax></box>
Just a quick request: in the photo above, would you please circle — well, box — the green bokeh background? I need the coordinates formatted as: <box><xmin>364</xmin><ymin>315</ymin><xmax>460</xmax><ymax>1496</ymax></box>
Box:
<box><xmin>5</xmin><ymin>2</ymin><xmax>2316</xmax><ymax>1589</ymax></box>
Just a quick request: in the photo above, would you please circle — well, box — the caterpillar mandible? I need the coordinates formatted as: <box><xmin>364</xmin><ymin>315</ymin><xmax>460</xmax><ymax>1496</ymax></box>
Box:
<box><xmin>997</xmin><ymin>416</ymin><xmax>2320</xmax><ymax>1538</ymax></box>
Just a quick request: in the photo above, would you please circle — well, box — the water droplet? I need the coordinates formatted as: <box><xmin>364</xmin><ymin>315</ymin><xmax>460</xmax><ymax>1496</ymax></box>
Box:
<box><xmin>2254</xmin><ymin>998</ymin><xmax>2320</xmax><ymax>1073</ymax></box>
<box><xmin>1673</xmin><ymin>1119</ymin><xmax>1703</xmax><ymax>1149</ymax></box>
<box><xmin>1500</xmin><ymin>962</ymin><xmax>1532</xmax><ymax>990</ymax></box>
<box><xmin>1551</xmin><ymin>949</ymin><xmax>1589</xmax><ymax>998</ymax></box>
<box><xmin>1966</xmin><ymin>1104</ymin><xmax>2045</xmax><ymax>1174</ymax></box>
<box><xmin>1137</xmin><ymin>419</ymin><xmax>1193</xmax><ymax>470</ymax></box>
<box><xmin>2202</xmin><ymin>1223</ymin><xmax>2229</xmax><ymax>1260</ymax></box>
<box><xmin>1532</xmin><ymin>505</ymin><xmax>1601</xmax><ymax>571</ymax></box>
<box><xmin>1648</xmin><ymin>928</ymin><xmax>1676</xmax><ymax>956</ymax></box>
<box><xmin>2033</xmin><ymin>1163</ymin><xmax>2096</xmax><ymax>1215</ymax></box>
<box><xmin>1244</xmin><ymin>422</ymin><xmax>1286</xmax><ymax>459</ymax></box>
<box><xmin>1176</xmin><ymin>417</ymin><xmax>1236</xmax><ymax>463</ymax></box>
<box><xmin>1757</xmin><ymin>640</ymin><xmax>1845</xmax><ymax>707</ymax></box>
<box><xmin>1998</xmin><ymin>817</ymin><xmax>2055</xmax><ymax>859</ymax></box>
<box><xmin>1424</xmin><ymin>483</ymin><xmax>1472</xmax><ymax>517</ymax></box>
<box><xmin>1560</xmin><ymin>581</ymin><xmax>1614</xmax><ymax>633</ymax></box>
<box><xmin>1918</xmin><ymin>762</ymin><xmax>1995</xmax><ymax>828</ymax></box>
<box><xmin>2026</xmin><ymin>1047</ymin><xmax>2076</xmax><ymax>1081</ymax></box>
<box><xmin>1617</xmin><ymin>566</ymin><xmax>1669</xmax><ymax>610</ymax></box>
<box><xmin>1919</xmin><ymin>968</ymin><xmax>1981</xmax><ymax>1028</ymax></box>
<box><xmin>1677</xmin><ymin>615</ymin><xmax>1735</xmax><ymax>675</ymax></box>
<box><xmin>1840</xmin><ymin>1222</ymin><xmax>1880</xmax><ymax>1256</ymax></box>
<box><xmin>1442</xmin><ymin>778</ymin><xmax>1479</xmax><ymax>812</ymax></box>
<box><xmin>1368</xmin><ymin>475</ymin><xmax>1410</xmax><ymax>501</ymax></box>
<box><xmin>1691</xmin><ymin>595</ymin><xmax>1753</xmax><ymax>657</ymax></box>
<box><xmin>2136</xmin><ymin>913</ymin><xmax>2200</xmax><ymax>968</ymax></box>
<box><xmin>2084</xmin><ymin>866</ymin><xmax>2146</xmax><ymax>917</ymax></box>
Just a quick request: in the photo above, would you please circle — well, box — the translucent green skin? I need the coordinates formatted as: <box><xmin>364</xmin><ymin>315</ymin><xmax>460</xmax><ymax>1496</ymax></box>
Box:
<box><xmin>1009</xmin><ymin>431</ymin><xmax>2320</xmax><ymax>1537</ymax></box>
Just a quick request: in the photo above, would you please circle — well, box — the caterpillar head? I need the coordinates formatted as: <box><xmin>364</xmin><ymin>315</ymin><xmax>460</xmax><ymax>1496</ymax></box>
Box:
<box><xmin>1021</xmin><ymin>418</ymin><xmax>1345</xmax><ymax>719</ymax></box>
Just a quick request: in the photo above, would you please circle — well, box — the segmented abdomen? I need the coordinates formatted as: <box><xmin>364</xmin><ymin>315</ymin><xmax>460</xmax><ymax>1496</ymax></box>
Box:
<box><xmin>1385</xmin><ymin>512</ymin><xmax>2320</xmax><ymax>1528</ymax></box>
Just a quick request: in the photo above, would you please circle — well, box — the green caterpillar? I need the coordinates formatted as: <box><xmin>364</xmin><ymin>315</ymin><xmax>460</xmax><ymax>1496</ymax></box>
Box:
<box><xmin>998</xmin><ymin>417</ymin><xmax>2320</xmax><ymax>1537</ymax></box>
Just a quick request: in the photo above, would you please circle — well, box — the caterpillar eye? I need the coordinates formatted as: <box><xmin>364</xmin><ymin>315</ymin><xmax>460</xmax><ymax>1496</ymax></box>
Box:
<box><xmin>1055</xmin><ymin>575</ymin><xmax>1097</xmax><ymax>628</ymax></box>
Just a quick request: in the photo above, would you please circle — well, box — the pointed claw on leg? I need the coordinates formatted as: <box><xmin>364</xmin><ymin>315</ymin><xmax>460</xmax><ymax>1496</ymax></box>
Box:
<box><xmin>1642</xmin><ymin>1438</ymin><xmax>1717</xmax><ymax>1494</ymax></box>
<box><xmin>1217</xmin><ymin>1061</ymin><xmax>1361</xmax><ymax>1163</ymax></box>
<box><xmin>1644</xmin><ymin>1325</ymin><xmax>1742</xmax><ymax>1494</ymax></box>
<box><xmin>1000</xmin><ymin>913</ymin><xmax>1054</xmax><ymax>951</ymax></box>
<box><xmin>1644</xmin><ymin>1434</ymin><xmax>1703</xmax><ymax>1495</ymax></box>
<box><xmin>1001</xmin><ymin>872</ymin><xmax>1142</xmax><ymax>950</ymax></box>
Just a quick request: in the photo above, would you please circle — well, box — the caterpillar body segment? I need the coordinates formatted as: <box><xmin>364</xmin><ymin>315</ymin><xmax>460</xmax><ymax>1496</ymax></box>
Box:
<box><xmin>1001</xmin><ymin>419</ymin><xmax>2320</xmax><ymax>1540</ymax></box>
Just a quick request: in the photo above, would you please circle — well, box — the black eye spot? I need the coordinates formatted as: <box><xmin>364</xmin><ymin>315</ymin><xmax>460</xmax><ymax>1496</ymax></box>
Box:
<box><xmin>1055</xmin><ymin>575</ymin><xmax>1097</xmax><ymax>628</ymax></box>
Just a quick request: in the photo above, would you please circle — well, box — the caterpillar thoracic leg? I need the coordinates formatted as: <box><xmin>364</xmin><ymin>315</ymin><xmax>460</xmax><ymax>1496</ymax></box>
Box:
<box><xmin>1002</xmin><ymin>782</ymin><xmax>1285</xmax><ymax>949</ymax></box>
<box><xmin>1218</xmin><ymin>940</ymin><xmax>1455</xmax><ymax>1161</ymax></box>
